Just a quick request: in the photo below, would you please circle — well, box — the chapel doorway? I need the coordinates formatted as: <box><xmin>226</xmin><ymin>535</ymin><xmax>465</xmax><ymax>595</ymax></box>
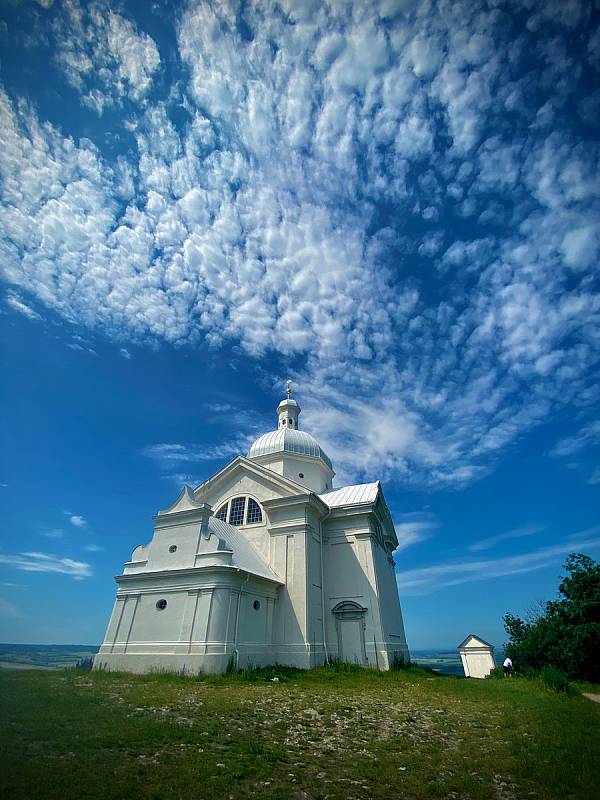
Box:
<box><xmin>332</xmin><ymin>601</ymin><xmax>367</xmax><ymax>664</ymax></box>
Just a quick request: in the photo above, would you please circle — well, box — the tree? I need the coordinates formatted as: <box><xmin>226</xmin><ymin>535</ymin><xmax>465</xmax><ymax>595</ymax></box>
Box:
<box><xmin>503</xmin><ymin>553</ymin><xmax>600</xmax><ymax>681</ymax></box>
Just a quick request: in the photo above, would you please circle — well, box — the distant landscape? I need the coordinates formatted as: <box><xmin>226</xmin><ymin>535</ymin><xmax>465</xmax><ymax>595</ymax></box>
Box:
<box><xmin>411</xmin><ymin>649</ymin><xmax>467</xmax><ymax>676</ymax></box>
<box><xmin>0</xmin><ymin>644</ymin><xmax>501</xmax><ymax>676</ymax></box>
<box><xmin>0</xmin><ymin>644</ymin><xmax>99</xmax><ymax>671</ymax></box>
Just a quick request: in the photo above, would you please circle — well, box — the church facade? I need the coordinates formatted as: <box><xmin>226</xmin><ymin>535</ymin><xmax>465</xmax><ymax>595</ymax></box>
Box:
<box><xmin>94</xmin><ymin>388</ymin><xmax>409</xmax><ymax>674</ymax></box>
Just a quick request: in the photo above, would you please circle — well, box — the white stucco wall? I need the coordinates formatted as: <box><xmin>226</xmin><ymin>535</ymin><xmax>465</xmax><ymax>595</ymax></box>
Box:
<box><xmin>250</xmin><ymin>451</ymin><xmax>333</xmax><ymax>493</ymax></box>
<box><xmin>459</xmin><ymin>637</ymin><xmax>496</xmax><ymax>678</ymax></box>
<box><xmin>95</xmin><ymin>573</ymin><xmax>279</xmax><ymax>674</ymax></box>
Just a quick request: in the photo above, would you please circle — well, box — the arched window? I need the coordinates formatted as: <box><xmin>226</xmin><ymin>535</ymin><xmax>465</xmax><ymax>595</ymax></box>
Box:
<box><xmin>246</xmin><ymin>498</ymin><xmax>262</xmax><ymax>524</ymax></box>
<box><xmin>214</xmin><ymin>496</ymin><xmax>263</xmax><ymax>526</ymax></box>
<box><xmin>229</xmin><ymin>496</ymin><xmax>246</xmax><ymax>526</ymax></box>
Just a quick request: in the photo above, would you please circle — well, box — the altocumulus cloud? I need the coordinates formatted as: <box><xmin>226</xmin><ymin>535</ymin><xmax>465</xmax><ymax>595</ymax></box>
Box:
<box><xmin>53</xmin><ymin>3</ymin><xmax>161</xmax><ymax>114</ymax></box>
<box><xmin>1</xmin><ymin>0</ymin><xmax>599</xmax><ymax>487</ymax></box>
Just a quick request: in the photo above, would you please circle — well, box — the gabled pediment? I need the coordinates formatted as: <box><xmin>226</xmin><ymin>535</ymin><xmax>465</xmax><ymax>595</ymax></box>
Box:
<box><xmin>458</xmin><ymin>634</ymin><xmax>494</xmax><ymax>650</ymax></box>
<box><xmin>193</xmin><ymin>455</ymin><xmax>306</xmax><ymax>506</ymax></box>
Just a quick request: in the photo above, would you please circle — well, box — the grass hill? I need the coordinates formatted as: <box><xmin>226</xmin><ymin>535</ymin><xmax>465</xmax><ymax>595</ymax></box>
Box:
<box><xmin>0</xmin><ymin>664</ymin><xmax>598</xmax><ymax>800</ymax></box>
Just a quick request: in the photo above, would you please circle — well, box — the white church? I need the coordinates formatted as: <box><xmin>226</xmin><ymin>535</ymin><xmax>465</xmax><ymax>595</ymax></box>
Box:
<box><xmin>94</xmin><ymin>385</ymin><xmax>409</xmax><ymax>674</ymax></box>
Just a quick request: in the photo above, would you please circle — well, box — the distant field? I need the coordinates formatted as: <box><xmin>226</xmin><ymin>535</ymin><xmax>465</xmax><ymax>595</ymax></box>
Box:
<box><xmin>0</xmin><ymin>665</ymin><xmax>598</xmax><ymax>800</ymax></box>
<box><xmin>411</xmin><ymin>649</ymin><xmax>467</xmax><ymax>676</ymax></box>
<box><xmin>0</xmin><ymin>644</ymin><xmax>99</xmax><ymax>670</ymax></box>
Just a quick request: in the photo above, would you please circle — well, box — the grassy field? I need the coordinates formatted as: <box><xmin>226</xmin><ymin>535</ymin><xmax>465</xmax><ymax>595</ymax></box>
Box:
<box><xmin>0</xmin><ymin>665</ymin><xmax>598</xmax><ymax>800</ymax></box>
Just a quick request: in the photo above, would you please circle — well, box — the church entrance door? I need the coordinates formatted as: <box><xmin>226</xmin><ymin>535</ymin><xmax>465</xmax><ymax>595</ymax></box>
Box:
<box><xmin>332</xmin><ymin>602</ymin><xmax>367</xmax><ymax>665</ymax></box>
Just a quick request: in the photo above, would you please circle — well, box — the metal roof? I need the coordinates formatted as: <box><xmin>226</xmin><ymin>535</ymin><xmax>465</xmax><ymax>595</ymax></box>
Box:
<box><xmin>458</xmin><ymin>634</ymin><xmax>495</xmax><ymax>650</ymax></box>
<box><xmin>318</xmin><ymin>481</ymin><xmax>380</xmax><ymax>508</ymax></box>
<box><xmin>248</xmin><ymin>428</ymin><xmax>333</xmax><ymax>470</ymax></box>
<box><xmin>209</xmin><ymin>516</ymin><xmax>283</xmax><ymax>583</ymax></box>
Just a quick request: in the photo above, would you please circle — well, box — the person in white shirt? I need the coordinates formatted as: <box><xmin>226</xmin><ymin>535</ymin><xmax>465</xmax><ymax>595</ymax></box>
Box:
<box><xmin>503</xmin><ymin>657</ymin><xmax>513</xmax><ymax>677</ymax></box>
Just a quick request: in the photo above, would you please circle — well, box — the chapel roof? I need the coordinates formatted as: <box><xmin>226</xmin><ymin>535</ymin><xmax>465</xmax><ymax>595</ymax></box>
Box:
<box><xmin>249</xmin><ymin>427</ymin><xmax>333</xmax><ymax>469</ymax></box>
<box><xmin>208</xmin><ymin>516</ymin><xmax>283</xmax><ymax>583</ymax></box>
<box><xmin>248</xmin><ymin>382</ymin><xmax>333</xmax><ymax>470</ymax></box>
<box><xmin>318</xmin><ymin>481</ymin><xmax>380</xmax><ymax>507</ymax></box>
<box><xmin>457</xmin><ymin>634</ymin><xmax>495</xmax><ymax>650</ymax></box>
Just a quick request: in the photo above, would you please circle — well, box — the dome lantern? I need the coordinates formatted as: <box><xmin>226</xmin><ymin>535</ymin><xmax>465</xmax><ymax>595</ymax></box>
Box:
<box><xmin>247</xmin><ymin>381</ymin><xmax>334</xmax><ymax>491</ymax></box>
<box><xmin>277</xmin><ymin>379</ymin><xmax>300</xmax><ymax>430</ymax></box>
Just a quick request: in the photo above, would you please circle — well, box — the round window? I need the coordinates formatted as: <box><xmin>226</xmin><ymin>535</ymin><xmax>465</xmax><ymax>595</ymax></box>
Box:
<box><xmin>298</xmin><ymin>473</ymin><xmax>304</xmax><ymax>478</ymax></box>
<box><xmin>169</xmin><ymin>545</ymin><xmax>177</xmax><ymax>553</ymax></box>
<box><xmin>156</xmin><ymin>599</ymin><xmax>167</xmax><ymax>610</ymax></box>
<box><xmin>253</xmin><ymin>600</ymin><xmax>261</xmax><ymax>611</ymax></box>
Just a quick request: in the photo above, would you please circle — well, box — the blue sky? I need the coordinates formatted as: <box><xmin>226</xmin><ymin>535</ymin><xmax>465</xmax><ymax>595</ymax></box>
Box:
<box><xmin>0</xmin><ymin>0</ymin><xmax>599</xmax><ymax>649</ymax></box>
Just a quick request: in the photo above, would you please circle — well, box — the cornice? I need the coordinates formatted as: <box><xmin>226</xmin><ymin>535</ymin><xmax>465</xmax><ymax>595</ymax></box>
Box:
<box><xmin>325</xmin><ymin>503</ymin><xmax>376</xmax><ymax>519</ymax></box>
<box><xmin>263</xmin><ymin>492</ymin><xmax>329</xmax><ymax>516</ymax></box>
<box><xmin>251</xmin><ymin>450</ymin><xmax>335</xmax><ymax>478</ymax></box>
<box><xmin>115</xmin><ymin>563</ymin><xmax>284</xmax><ymax>586</ymax></box>
<box><xmin>267</xmin><ymin>522</ymin><xmax>314</xmax><ymax>536</ymax></box>
<box><xmin>116</xmin><ymin>581</ymin><xmax>279</xmax><ymax>598</ymax></box>
<box><xmin>153</xmin><ymin>507</ymin><xmax>211</xmax><ymax>527</ymax></box>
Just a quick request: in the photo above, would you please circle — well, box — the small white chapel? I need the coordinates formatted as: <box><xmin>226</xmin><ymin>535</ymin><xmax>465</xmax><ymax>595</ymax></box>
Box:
<box><xmin>94</xmin><ymin>384</ymin><xmax>409</xmax><ymax>674</ymax></box>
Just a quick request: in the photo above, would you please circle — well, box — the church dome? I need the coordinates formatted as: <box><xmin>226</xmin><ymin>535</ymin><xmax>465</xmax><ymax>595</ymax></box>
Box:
<box><xmin>248</xmin><ymin>381</ymin><xmax>332</xmax><ymax>470</ymax></box>
<box><xmin>249</xmin><ymin>427</ymin><xmax>332</xmax><ymax>469</ymax></box>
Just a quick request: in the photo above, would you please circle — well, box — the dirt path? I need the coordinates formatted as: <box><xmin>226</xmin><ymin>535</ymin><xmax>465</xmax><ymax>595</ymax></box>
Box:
<box><xmin>582</xmin><ymin>693</ymin><xmax>600</xmax><ymax>704</ymax></box>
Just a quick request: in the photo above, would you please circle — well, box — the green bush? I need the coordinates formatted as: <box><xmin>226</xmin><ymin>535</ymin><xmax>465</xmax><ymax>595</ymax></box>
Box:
<box><xmin>486</xmin><ymin>666</ymin><xmax>504</xmax><ymax>679</ymax></box>
<box><xmin>540</xmin><ymin>665</ymin><xmax>573</xmax><ymax>694</ymax></box>
<box><xmin>503</xmin><ymin>553</ymin><xmax>600</xmax><ymax>681</ymax></box>
<box><xmin>323</xmin><ymin>658</ymin><xmax>366</xmax><ymax>674</ymax></box>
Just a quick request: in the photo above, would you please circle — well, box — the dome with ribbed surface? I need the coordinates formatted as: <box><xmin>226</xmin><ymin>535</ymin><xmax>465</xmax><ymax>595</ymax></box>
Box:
<box><xmin>248</xmin><ymin>427</ymin><xmax>332</xmax><ymax>470</ymax></box>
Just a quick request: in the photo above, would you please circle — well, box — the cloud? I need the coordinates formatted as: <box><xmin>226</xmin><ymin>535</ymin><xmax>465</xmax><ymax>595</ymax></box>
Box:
<box><xmin>53</xmin><ymin>2</ymin><xmax>160</xmax><ymax>114</ymax></box>
<box><xmin>84</xmin><ymin>544</ymin><xmax>103</xmax><ymax>552</ymax></box>
<box><xmin>588</xmin><ymin>468</ymin><xmax>600</xmax><ymax>485</ymax></box>
<box><xmin>5</xmin><ymin>293</ymin><xmax>42</xmax><ymax>321</ymax></box>
<box><xmin>561</xmin><ymin>225</ymin><xmax>600</xmax><ymax>269</ymax></box>
<box><xmin>397</xmin><ymin>534</ymin><xmax>600</xmax><ymax>596</ymax></box>
<box><xmin>69</xmin><ymin>515</ymin><xmax>87</xmax><ymax>528</ymax></box>
<box><xmin>0</xmin><ymin>2</ymin><xmax>599</xmax><ymax>489</ymax></box>
<box><xmin>119</xmin><ymin>348</ymin><xmax>131</xmax><ymax>359</ymax></box>
<box><xmin>43</xmin><ymin>529</ymin><xmax>64</xmax><ymax>539</ymax></box>
<box><xmin>205</xmin><ymin>403</ymin><xmax>236</xmax><ymax>414</ymax></box>
<box><xmin>394</xmin><ymin>512</ymin><xmax>440</xmax><ymax>553</ymax></box>
<box><xmin>142</xmin><ymin>442</ymin><xmax>241</xmax><ymax>485</ymax></box>
<box><xmin>67</xmin><ymin>334</ymin><xmax>97</xmax><ymax>356</ymax></box>
<box><xmin>160</xmin><ymin>473</ymin><xmax>205</xmax><ymax>488</ymax></box>
<box><xmin>550</xmin><ymin>421</ymin><xmax>600</xmax><ymax>457</ymax></box>
<box><xmin>467</xmin><ymin>524</ymin><xmax>546</xmax><ymax>553</ymax></box>
<box><xmin>0</xmin><ymin>551</ymin><xmax>92</xmax><ymax>579</ymax></box>
<box><xmin>142</xmin><ymin>442</ymin><xmax>240</xmax><ymax>464</ymax></box>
